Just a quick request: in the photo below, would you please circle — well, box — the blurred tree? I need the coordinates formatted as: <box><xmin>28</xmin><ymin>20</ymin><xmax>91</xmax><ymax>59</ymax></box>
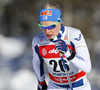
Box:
<box><xmin>0</xmin><ymin>0</ymin><xmax>100</xmax><ymax>62</ymax></box>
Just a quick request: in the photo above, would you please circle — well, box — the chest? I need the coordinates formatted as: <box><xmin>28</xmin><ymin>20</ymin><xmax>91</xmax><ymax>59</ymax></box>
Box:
<box><xmin>39</xmin><ymin>44</ymin><xmax>62</xmax><ymax>59</ymax></box>
<box><xmin>38</xmin><ymin>44</ymin><xmax>75</xmax><ymax>59</ymax></box>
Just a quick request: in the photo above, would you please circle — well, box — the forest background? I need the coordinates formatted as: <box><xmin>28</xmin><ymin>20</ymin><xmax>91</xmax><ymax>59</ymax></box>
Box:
<box><xmin>0</xmin><ymin>0</ymin><xmax>100</xmax><ymax>90</ymax></box>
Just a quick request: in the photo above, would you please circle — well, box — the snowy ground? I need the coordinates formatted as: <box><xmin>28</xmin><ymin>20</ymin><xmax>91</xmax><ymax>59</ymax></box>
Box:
<box><xmin>0</xmin><ymin>34</ymin><xmax>100</xmax><ymax>90</ymax></box>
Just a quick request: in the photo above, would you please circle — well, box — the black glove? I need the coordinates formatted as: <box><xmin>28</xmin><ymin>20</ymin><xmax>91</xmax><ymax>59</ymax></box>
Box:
<box><xmin>38</xmin><ymin>80</ymin><xmax>47</xmax><ymax>90</ymax></box>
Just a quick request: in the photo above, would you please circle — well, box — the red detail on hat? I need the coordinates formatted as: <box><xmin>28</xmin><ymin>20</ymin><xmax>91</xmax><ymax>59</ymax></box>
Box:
<box><xmin>40</xmin><ymin>10</ymin><xmax>52</xmax><ymax>16</ymax></box>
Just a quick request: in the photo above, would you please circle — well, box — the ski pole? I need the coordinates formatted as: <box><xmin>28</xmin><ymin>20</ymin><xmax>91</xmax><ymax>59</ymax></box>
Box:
<box><xmin>59</xmin><ymin>51</ymin><xmax>73</xmax><ymax>90</ymax></box>
<box><xmin>52</xmin><ymin>36</ymin><xmax>73</xmax><ymax>90</ymax></box>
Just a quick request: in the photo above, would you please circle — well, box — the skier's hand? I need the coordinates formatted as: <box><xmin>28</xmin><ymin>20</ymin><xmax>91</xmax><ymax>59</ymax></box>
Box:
<box><xmin>53</xmin><ymin>39</ymin><xmax>68</xmax><ymax>54</ymax></box>
<box><xmin>53</xmin><ymin>39</ymin><xmax>75</xmax><ymax>60</ymax></box>
<box><xmin>38</xmin><ymin>80</ymin><xmax>47</xmax><ymax>90</ymax></box>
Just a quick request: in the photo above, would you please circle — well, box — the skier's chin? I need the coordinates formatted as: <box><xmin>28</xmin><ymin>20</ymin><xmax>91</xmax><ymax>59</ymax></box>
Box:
<box><xmin>49</xmin><ymin>37</ymin><xmax>54</xmax><ymax>41</ymax></box>
<box><xmin>48</xmin><ymin>36</ymin><xmax>54</xmax><ymax>41</ymax></box>
<box><xmin>49</xmin><ymin>36</ymin><xmax>57</xmax><ymax>41</ymax></box>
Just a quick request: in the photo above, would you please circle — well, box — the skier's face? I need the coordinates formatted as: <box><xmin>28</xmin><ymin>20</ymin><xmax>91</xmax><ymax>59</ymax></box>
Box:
<box><xmin>39</xmin><ymin>21</ymin><xmax>61</xmax><ymax>40</ymax></box>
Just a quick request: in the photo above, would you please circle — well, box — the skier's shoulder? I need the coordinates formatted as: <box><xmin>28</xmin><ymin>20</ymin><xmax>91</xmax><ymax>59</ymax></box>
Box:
<box><xmin>65</xmin><ymin>26</ymin><xmax>81</xmax><ymax>34</ymax></box>
<box><xmin>32</xmin><ymin>31</ymin><xmax>47</xmax><ymax>46</ymax></box>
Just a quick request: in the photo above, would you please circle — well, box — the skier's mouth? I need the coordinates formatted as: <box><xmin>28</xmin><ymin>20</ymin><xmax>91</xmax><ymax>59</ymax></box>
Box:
<box><xmin>47</xmin><ymin>35</ymin><xmax>53</xmax><ymax>39</ymax></box>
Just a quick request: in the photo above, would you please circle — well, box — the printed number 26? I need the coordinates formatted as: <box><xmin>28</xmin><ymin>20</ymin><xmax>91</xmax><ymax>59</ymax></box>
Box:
<box><xmin>49</xmin><ymin>59</ymin><xmax>70</xmax><ymax>72</ymax></box>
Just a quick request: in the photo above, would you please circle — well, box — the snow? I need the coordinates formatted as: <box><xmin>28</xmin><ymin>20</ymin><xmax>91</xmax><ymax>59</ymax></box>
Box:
<box><xmin>0</xmin><ymin>34</ymin><xmax>26</xmax><ymax>60</ymax></box>
<box><xmin>0</xmin><ymin>34</ymin><xmax>100</xmax><ymax>90</ymax></box>
<box><xmin>10</xmin><ymin>69</ymin><xmax>36</xmax><ymax>90</ymax></box>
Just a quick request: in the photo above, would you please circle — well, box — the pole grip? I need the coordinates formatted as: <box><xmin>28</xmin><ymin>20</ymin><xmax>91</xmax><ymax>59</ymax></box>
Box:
<box><xmin>59</xmin><ymin>51</ymin><xmax>63</xmax><ymax>56</ymax></box>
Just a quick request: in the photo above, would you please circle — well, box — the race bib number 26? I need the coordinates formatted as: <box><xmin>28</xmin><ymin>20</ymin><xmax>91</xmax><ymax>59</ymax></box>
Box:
<box><xmin>49</xmin><ymin>59</ymin><xmax>70</xmax><ymax>72</ymax></box>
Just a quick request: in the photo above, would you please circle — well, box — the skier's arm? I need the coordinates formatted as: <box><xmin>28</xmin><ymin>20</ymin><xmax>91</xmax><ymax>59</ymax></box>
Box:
<box><xmin>69</xmin><ymin>30</ymin><xmax>92</xmax><ymax>73</ymax></box>
<box><xmin>32</xmin><ymin>46</ymin><xmax>45</xmax><ymax>82</ymax></box>
<box><xmin>32</xmin><ymin>37</ymin><xmax>47</xmax><ymax>90</ymax></box>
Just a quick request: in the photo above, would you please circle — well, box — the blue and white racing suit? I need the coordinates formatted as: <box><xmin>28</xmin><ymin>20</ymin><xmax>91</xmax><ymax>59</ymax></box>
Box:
<box><xmin>32</xmin><ymin>25</ymin><xmax>92</xmax><ymax>90</ymax></box>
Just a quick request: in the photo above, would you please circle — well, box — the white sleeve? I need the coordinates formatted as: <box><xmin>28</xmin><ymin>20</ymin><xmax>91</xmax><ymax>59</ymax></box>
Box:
<box><xmin>70</xmin><ymin>30</ymin><xmax>92</xmax><ymax>73</ymax></box>
<box><xmin>32</xmin><ymin>37</ymin><xmax>45</xmax><ymax>82</ymax></box>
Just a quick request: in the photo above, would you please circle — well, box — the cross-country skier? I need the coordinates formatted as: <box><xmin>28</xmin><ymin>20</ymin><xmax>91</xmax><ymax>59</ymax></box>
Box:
<box><xmin>32</xmin><ymin>2</ymin><xmax>92</xmax><ymax>90</ymax></box>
